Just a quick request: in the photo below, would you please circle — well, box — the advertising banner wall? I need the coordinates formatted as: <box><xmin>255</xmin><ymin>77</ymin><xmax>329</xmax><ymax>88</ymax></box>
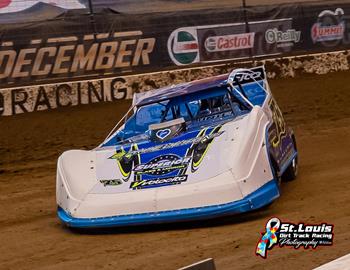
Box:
<box><xmin>0</xmin><ymin>77</ymin><xmax>129</xmax><ymax>116</ymax></box>
<box><xmin>2</xmin><ymin>48</ymin><xmax>350</xmax><ymax>116</ymax></box>
<box><xmin>0</xmin><ymin>1</ymin><xmax>349</xmax><ymax>89</ymax></box>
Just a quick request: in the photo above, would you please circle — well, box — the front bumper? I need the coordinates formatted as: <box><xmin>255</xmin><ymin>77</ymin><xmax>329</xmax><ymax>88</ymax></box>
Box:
<box><xmin>57</xmin><ymin>179</ymin><xmax>279</xmax><ymax>228</ymax></box>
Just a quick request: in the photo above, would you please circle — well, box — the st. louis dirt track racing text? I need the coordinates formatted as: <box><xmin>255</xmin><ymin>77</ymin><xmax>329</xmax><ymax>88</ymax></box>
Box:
<box><xmin>56</xmin><ymin>66</ymin><xmax>298</xmax><ymax>228</ymax></box>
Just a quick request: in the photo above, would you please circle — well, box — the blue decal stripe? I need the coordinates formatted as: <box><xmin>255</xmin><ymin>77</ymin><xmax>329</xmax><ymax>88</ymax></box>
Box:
<box><xmin>57</xmin><ymin>180</ymin><xmax>280</xmax><ymax>228</ymax></box>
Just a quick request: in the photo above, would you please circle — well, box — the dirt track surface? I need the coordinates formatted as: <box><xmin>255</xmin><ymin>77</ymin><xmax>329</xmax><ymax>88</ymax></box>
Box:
<box><xmin>1</xmin><ymin>71</ymin><xmax>350</xmax><ymax>270</ymax></box>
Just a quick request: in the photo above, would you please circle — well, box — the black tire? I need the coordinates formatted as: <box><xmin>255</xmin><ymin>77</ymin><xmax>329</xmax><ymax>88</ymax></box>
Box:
<box><xmin>282</xmin><ymin>155</ymin><xmax>298</xmax><ymax>181</ymax></box>
<box><xmin>282</xmin><ymin>134</ymin><xmax>298</xmax><ymax>181</ymax></box>
<box><xmin>270</xmin><ymin>155</ymin><xmax>281</xmax><ymax>186</ymax></box>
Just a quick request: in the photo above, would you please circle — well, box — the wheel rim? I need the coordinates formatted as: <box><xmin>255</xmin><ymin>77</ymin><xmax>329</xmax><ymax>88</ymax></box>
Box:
<box><xmin>292</xmin><ymin>157</ymin><xmax>298</xmax><ymax>176</ymax></box>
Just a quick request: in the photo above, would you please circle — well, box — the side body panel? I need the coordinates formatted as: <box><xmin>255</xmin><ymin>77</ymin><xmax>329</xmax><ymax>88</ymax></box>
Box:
<box><xmin>264</xmin><ymin>96</ymin><xmax>297</xmax><ymax>176</ymax></box>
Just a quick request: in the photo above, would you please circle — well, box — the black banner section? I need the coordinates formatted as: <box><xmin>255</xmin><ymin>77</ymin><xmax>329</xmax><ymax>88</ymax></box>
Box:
<box><xmin>0</xmin><ymin>1</ymin><xmax>349</xmax><ymax>88</ymax></box>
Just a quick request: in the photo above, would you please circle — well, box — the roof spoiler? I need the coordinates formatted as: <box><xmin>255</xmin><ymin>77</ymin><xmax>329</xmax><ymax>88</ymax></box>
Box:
<box><xmin>133</xmin><ymin>66</ymin><xmax>267</xmax><ymax>106</ymax></box>
<box><xmin>132</xmin><ymin>87</ymin><xmax>160</xmax><ymax>107</ymax></box>
<box><xmin>226</xmin><ymin>66</ymin><xmax>269</xmax><ymax>108</ymax></box>
<box><xmin>226</xmin><ymin>66</ymin><xmax>266</xmax><ymax>86</ymax></box>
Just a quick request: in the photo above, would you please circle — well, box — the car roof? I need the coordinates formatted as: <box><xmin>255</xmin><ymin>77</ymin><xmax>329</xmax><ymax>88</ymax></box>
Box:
<box><xmin>136</xmin><ymin>74</ymin><xmax>229</xmax><ymax>106</ymax></box>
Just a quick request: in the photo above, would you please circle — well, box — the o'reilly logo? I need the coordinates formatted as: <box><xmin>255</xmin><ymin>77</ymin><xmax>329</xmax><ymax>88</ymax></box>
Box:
<box><xmin>265</xmin><ymin>28</ymin><xmax>301</xmax><ymax>47</ymax></box>
<box><xmin>167</xmin><ymin>28</ymin><xmax>199</xmax><ymax>66</ymax></box>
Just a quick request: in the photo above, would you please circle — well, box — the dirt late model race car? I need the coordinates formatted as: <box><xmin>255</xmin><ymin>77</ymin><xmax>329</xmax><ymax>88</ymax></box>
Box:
<box><xmin>57</xmin><ymin>66</ymin><xmax>298</xmax><ymax>228</ymax></box>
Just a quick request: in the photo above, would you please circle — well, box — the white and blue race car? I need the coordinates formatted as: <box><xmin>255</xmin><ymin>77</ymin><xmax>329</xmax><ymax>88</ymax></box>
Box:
<box><xmin>56</xmin><ymin>66</ymin><xmax>298</xmax><ymax>228</ymax></box>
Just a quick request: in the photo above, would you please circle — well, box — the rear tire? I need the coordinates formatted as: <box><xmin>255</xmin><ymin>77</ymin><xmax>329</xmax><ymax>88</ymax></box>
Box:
<box><xmin>282</xmin><ymin>156</ymin><xmax>298</xmax><ymax>181</ymax></box>
<box><xmin>269</xmin><ymin>155</ymin><xmax>281</xmax><ymax>186</ymax></box>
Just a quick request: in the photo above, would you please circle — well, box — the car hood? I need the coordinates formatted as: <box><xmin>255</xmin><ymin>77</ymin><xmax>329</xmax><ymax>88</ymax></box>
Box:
<box><xmin>91</xmin><ymin>115</ymin><xmax>251</xmax><ymax>194</ymax></box>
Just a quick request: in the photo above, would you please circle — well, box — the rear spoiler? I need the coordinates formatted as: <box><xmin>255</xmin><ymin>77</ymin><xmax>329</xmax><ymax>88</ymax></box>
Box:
<box><xmin>226</xmin><ymin>66</ymin><xmax>266</xmax><ymax>86</ymax></box>
<box><xmin>132</xmin><ymin>87</ymin><xmax>162</xmax><ymax>107</ymax></box>
<box><xmin>133</xmin><ymin>66</ymin><xmax>268</xmax><ymax>107</ymax></box>
<box><xmin>226</xmin><ymin>66</ymin><xmax>269</xmax><ymax>108</ymax></box>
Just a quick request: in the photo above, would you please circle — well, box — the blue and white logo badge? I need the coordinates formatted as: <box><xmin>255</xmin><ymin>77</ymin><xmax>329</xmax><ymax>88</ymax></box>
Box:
<box><xmin>156</xmin><ymin>129</ymin><xmax>171</xmax><ymax>140</ymax></box>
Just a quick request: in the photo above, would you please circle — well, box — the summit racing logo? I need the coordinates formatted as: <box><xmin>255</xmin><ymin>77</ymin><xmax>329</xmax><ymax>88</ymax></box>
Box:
<box><xmin>256</xmin><ymin>217</ymin><xmax>334</xmax><ymax>259</ymax></box>
<box><xmin>204</xmin><ymin>33</ymin><xmax>255</xmax><ymax>52</ymax></box>
<box><xmin>130</xmin><ymin>175</ymin><xmax>188</xmax><ymax>190</ymax></box>
<box><xmin>167</xmin><ymin>28</ymin><xmax>200</xmax><ymax>66</ymax></box>
<box><xmin>133</xmin><ymin>155</ymin><xmax>191</xmax><ymax>176</ymax></box>
<box><xmin>311</xmin><ymin>8</ymin><xmax>345</xmax><ymax>43</ymax></box>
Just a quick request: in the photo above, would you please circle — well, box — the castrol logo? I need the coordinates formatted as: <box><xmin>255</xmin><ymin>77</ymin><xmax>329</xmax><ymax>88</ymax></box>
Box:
<box><xmin>205</xmin><ymin>32</ymin><xmax>255</xmax><ymax>52</ymax></box>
